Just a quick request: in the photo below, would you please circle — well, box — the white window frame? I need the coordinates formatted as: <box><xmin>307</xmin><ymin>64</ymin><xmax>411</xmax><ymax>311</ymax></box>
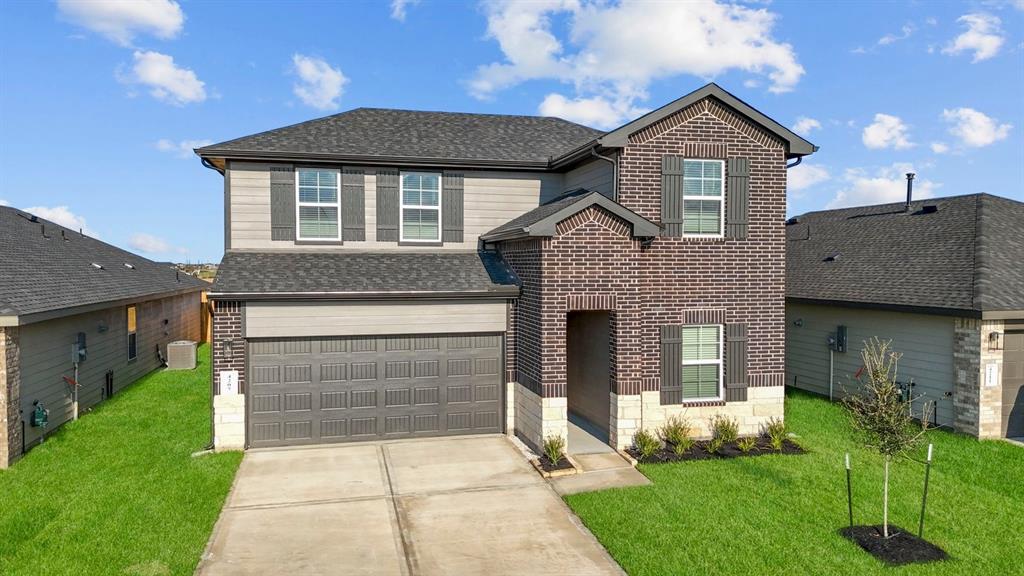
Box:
<box><xmin>295</xmin><ymin>167</ymin><xmax>342</xmax><ymax>242</ymax></box>
<box><xmin>682</xmin><ymin>158</ymin><xmax>725</xmax><ymax>238</ymax></box>
<box><xmin>681</xmin><ymin>324</ymin><xmax>723</xmax><ymax>401</ymax></box>
<box><xmin>399</xmin><ymin>171</ymin><xmax>443</xmax><ymax>243</ymax></box>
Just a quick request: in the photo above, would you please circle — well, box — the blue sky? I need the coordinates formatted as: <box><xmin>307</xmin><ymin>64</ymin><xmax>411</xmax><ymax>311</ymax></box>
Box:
<box><xmin>1</xmin><ymin>0</ymin><xmax>1021</xmax><ymax>263</ymax></box>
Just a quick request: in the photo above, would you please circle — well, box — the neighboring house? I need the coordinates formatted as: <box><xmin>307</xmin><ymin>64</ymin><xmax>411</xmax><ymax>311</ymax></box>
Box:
<box><xmin>197</xmin><ymin>83</ymin><xmax>816</xmax><ymax>452</ymax></box>
<box><xmin>785</xmin><ymin>193</ymin><xmax>1024</xmax><ymax>439</ymax></box>
<box><xmin>0</xmin><ymin>207</ymin><xmax>207</xmax><ymax>467</ymax></box>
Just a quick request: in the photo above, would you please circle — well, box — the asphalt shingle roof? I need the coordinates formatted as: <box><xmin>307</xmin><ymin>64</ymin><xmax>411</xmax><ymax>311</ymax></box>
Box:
<box><xmin>0</xmin><ymin>206</ymin><xmax>207</xmax><ymax>318</ymax></box>
<box><xmin>483</xmin><ymin>189</ymin><xmax>595</xmax><ymax>238</ymax></box>
<box><xmin>212</xmin><ymin>251</ymin><xmax>519</xmax><ymax>296</ymax></box>
<box><xmin>786</xmin><ymin>194</ymin><xmax>1024</xmax><ymax>313</ymax></box>
<box><xmin>197</xmin><ymin>108</ymin><xmax>604</xmax><ymax>165</ymax></box>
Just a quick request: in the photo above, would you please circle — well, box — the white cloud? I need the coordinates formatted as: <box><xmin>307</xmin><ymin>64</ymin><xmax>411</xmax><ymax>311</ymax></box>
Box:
<box><xmin>128</xmin><ymin>233</ymin><xmax>187</xmax><ymax>255</ymax></box>
<box><xmin>291</xmin><ymin>54</ymin><xmax>348</xmax><ymax>111</ymax></box>
<box><xmin>390</xmin><ymin>0</ymin><xmax>420</xmax><ymax>21</ymax></box>
<box><xmin>930</xmin><ymin>142</ymin><xmax>950</xmax><ymax>154</ymax></box>
<box><xmin>23</xmin><ymin>205</ymin><xmax>96</xmax><ymax>236</ymax></box>
<box><xmin>0</xmin><ymin>199</ymin><xmax>8</xmax><ymax>206</ymax></box>
<box><xmin>792</xmin><ymin>116</ymin><xmax>821</xmax><ymax>136</ymax></box>
<box><xmin>878</xmin><ymin>23</ymin><xmax>914</xmax><ymax>45</ymax></box>
<box><xmin>941</xmin><ymin>107</ymin><xmax>1012</xmax><ymax>147</ymax></box>
<box><xmin>57</xmin><ymin>0</ymin><xmax>184</xmax><ymax>46</ymax></box>
<box><xmin>862</xmin><ymin>113</ymin><xmax>914</xmax><ymax>150</ymax></box>
<box><xmin>942</xmin><ymin>13</ymin><xmax>1005</xmax><ymax>62</ymax></box>
<box><xmin>538</xmin><ymin>93</ymin><xmax>649</xmax><ymax>129</ymax></box>
<box><xmin>470</xmin><ymin>0</ymin><xmax>804</xmax><ymax>123</ymax></box>
<box><xmin>787</xmin><ymin>163</ymin><xmax>830</xmax><ymax>194</ymax></box>
<box><xmin>120</xmin><ymin>50</ymin><xmax>206</xmax><ymax>105</ymax></box>
<box><xmin>155</xmin><ymin>138</ymin><xmax>212</xmax><ymax>158</ymax></box>
<box><xmin>827</xmin><ymin>163</ymin><xmax>938</xmax><ymax>209</ymax></box>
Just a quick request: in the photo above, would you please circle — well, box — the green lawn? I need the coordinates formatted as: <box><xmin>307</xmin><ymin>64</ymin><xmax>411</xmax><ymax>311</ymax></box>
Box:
<box><xmin>0</xmin><ymin>344</ymin><xmax>242</xmax><ymax>576</ymax></box>
<box><xmin>567</xmin><ymin>391</ymin><xmax>1024</xmax><ymax>576</ymax></box>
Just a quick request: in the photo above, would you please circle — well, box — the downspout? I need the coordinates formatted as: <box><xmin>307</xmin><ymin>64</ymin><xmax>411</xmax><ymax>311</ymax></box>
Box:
<box><xmin>786</xmin><ymin>156</ymin><xmax>803</xmax><ymax>170</ymax></box>
<box><xmin>590</xmin><ymin>147</ymin><xmax>618</xmax><ymax>201</ymax></box>
<box><xmin>201</xmin><ymin>157</ymin><xmax>224</xmax><ymax>175</ymax></box>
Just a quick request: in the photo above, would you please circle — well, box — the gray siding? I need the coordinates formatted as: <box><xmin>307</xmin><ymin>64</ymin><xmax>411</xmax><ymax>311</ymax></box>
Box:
<box><xmin>785</xmin><ymin>302</ymin><xmax>956</xmax><ymax>426</ymax></box>
<box><xmin>564</xmin><ymin>158</ymin><xmax>614</xmax><ymax>198</ymax></box>
<box><xmin>18</xmin><ymin>291</ymin><xmax>202</xmax><ymax>449</ymax></box>
<box><xmin>244</xmin><ymin>300</ymin><xmax>508</xmax><ymax>338</ymax></box>
<box><xmin>227</xmin><ymin>162</ymin><xmax>563</xmax><ymax>250</ymax></box>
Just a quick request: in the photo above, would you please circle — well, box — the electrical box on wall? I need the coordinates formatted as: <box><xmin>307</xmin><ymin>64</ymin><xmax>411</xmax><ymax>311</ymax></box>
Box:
<box><xmin>71</xmin><ymin>332</ymin><xmax>87</xmax><ymax>363</ymax></box>
<box><xmin>835</xmin><ymin>325</ymin><xmax>848</xmax><ymax>353</ymax></box>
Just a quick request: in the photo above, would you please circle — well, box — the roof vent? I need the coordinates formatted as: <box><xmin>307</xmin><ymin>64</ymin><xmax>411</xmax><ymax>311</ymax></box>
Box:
<box><xmin>124</xmin><ymin>263</ymin><xmax>136</xmax><ymax>270</ymax></box>
<box><xmin>785</xmin><ymin>217</ymin><xmax>800</xmax><ymax>226</ymax></box>
<box><xmin>91</xmin><ymin>263</ymin><xmax>104</xmax><ymax>270</ymax></box>
<box><xmin>919</xmin><ymin>205</ymin><xmax>938</xmax><ymax>214</ymax></box>
<box><xmin>824</xmin><ymin>253</ymin><xmax>840</xmax><ymax>262</ymax></box>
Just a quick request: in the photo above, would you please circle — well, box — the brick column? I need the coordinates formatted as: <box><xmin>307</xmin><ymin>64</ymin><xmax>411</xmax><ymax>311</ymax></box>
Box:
<box><xmin>1</xmin><ymin>326</ymin><xmax>22</xmax><ymax>468</ymax></box>
<box><xmin>211</xmin><ymin>301</ymin><xmax>245</xmax><ymax>450</ymax></box>
<box><xmin>953</xmin><ymin>317</ymin><xmax>982</xmax><ymax>436</ymax></box>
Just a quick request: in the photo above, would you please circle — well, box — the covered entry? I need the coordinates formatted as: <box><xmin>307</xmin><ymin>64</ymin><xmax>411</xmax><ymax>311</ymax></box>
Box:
<box><xmin>566</xmin><ymin>311</ymin><xmax>613</xmax><ymax>453</ymax></box>
<box><xmin>1003</xmin><ymin>332</ymin><xmax>1024</xmax><ymax>438</ymax></box>
<box><xmin>247</xmin><ymin>333</ymin><xmax>503</xmax><ymax>448</ymax></box>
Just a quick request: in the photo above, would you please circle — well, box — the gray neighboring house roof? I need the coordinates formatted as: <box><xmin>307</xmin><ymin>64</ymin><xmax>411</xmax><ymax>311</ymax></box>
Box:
<box><xmin>786</xmin><ymin>193</ymin><xmax>1024</xmax><ymax>317</ymax></box>
<box><xmin>481</xmin><ymin>190</ymin><xmax>661</xmax><ymax>242</ymax></box>
<box><xmin>196</xmin><ymin>108</ymin><xmax>604</xmax><ymax>169</ymax></box>
<box><xmin>0</xmin><ymin>206</ymin><xmax>207</xmax><ymax>326</ymax></box>
<box><xmin>210</xmin><ymin>251</ymin><xmax>519</xmax><ymax>299</ymax></box>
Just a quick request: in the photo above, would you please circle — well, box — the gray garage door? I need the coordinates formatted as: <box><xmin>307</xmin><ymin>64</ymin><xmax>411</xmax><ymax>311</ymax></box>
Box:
<box><xmin>1003</xmin><ymin>332</ymin><xmax>1024</xmax><ymax>438</ymax></box>
<box><xmin>247</xmin><ymin>333</ymin><xmax>504</xmax><ymax>448</ymax></box>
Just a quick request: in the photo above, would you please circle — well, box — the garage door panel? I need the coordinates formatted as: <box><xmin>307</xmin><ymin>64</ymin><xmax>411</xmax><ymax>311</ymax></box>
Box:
<box><xmin>248</xmin><ymin>333</ymin><xmax>503</xmax><ymax>448</ymax></box>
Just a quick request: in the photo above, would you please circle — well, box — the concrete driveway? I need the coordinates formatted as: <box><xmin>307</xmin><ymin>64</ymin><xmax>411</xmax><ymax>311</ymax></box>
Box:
<box><xmin>196</xmin><ymin>435</ymin><xmax>624</xmax><ymax>575</ymax></box>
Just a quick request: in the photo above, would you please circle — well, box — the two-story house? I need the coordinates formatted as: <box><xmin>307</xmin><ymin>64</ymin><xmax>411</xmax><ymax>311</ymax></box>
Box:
<box><xmin>197</xmin><ymin>83</ymin><xmax>816</xmax><ymax>453</ymax></box>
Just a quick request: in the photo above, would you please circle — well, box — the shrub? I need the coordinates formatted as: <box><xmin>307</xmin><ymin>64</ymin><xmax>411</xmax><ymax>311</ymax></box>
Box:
<box><xmin>633</xmin><ymin>429</ymin><xmax>662</xmax><ymax>461</ymax></box>
<box><xmin>705</xmin><ymin>437</ymin><xmax>723</xmax><ymax>455</ymax></box>
<box><xmin>710</xmin><ymin>414</ymin><xmax>739</xmax><ymax>444</ymax></box>
<box><xmin>761</xmin><ymin>417</ymin><xmax>787</xmax><ymax>452</ymax></box>
<box><xmin>542</xmin><ymin>435</ymin><xmax>566</xmax><ymax>465</ymax></box>
<box><xmin>672</xmin><ymin>436</ymin><xmax>695</xmax><ymax>456</ymax></box>
<box><xmin>658</xmin><ymin>415</ymin><xmax>693</xmax><ymax>447</ymax></box>
<box><xmin>737</xmin><ymin>437</ymin><xmax>757</xmax><ymax>453</ymax></box>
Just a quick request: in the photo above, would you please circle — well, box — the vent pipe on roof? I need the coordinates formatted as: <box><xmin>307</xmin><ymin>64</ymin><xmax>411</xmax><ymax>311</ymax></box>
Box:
<box><xmin>905</xmin><ymin>173</ymin><xmax>915</xmax><ymax>212</ymax></box>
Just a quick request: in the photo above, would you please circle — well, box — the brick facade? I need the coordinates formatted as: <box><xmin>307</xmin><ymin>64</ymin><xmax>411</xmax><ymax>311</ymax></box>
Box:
<box><xmin>211</xmin><ymin>300</ymin><xmax>246</xmax><ymax>450</ymax></box>
<box><xmin>1</xmin><ymin>326</ymin><xmax>22</xmax><ymax>468</ymax></box>
<box><xmin>498</xmin><ymin>96</ymin><xmax>788</xmax><ymax>449</ymax></box>
<box><xmin>954</xmin><ymin>317</ymin><xmax>1006</xmax><ymax>438</ymax></box>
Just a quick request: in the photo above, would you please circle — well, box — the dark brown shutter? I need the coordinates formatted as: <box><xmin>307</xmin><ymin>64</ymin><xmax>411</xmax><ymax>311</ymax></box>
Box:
<box><xmin>660</xmin><ymin>325</ymin><xmax>683</xmax><ymax>405</ymax></box>
<box><xmin>376</xmin><ymin>168</ymin><xmax>400</xmax><ymax>242</ymax></box>
<box><xmin>442</xmin><ymin>172</ymin><xmax>464</xmax><ymax>243</ymax></box>
<box><xmin>724</xmin><ymin>324</ymin><xmax>748</xmax><ymax>402</ymax></box>
<box><xmin>726</xmin><ymin>157</ymin><xmax>749</xmax><ymax>239</ymax></box>
<box><xmin>661</xmin><ymin>156</ymin><xmax>684</xmax><ymax>237</ymax></box>
<box><xmin>342</xmin><ymin>167</ymin><xmax>365</xmax><ymax>241</ymax></box>
<box><xmin>269</xmin><ymin>164</ymin><xmax>295</xmax><ymax>241</ymax></box>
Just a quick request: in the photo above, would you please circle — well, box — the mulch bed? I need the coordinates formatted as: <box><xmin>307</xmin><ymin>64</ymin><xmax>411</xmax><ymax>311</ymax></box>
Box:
<box><xmin>840</xmin><ymin>525</ymin><xmax>949</xmax><ymax>566</ymax></box>
<box><xmin>537</xmin><ymin>455</ymin><xmax>576</xmax><ymax>473</ymax></box>
<box><xmin>626</xmin><ymin>438</ymin><xmax>806</xmax><ymax>463</ymax></box>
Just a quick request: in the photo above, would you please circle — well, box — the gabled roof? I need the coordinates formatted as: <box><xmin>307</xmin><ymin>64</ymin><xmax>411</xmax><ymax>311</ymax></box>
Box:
<box><xmin>211</xmin><ymin>251</ymin><xmax>519</xmax><ymax>299</ymax></box>
<box><xmin>196</xmin><ymin>108</ymin><xmax>604</xmax><ymax>169</ymax></box>
<box><xmin>786</xmin><ymin>194</ymin><xmax>1024</xmax><ymax>317</ymax></box>
<box><xmin>480</xmin><ymin>190</ymin><xmax>661</xmax><ymax>242</ymax></box>
<box><xmin>0</xmin><ymin>206</ymin><xmax>206</xmax><ymax>325</ymax></box>
<box><xmin>590</xmin><ymin>83</ymin><xmax>817</xmax><ymax>159</ymax></box>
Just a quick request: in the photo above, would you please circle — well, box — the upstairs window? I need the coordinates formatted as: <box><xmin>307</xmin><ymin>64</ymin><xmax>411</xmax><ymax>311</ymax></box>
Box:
<box><xmin>127</xmin><ymin>305</ymin><xmax>138</xmax><ymax>361</ymax></box>
<box><xmin>400</xmin><ymin>172</ymin><xmax>441</xmax><ymax>242</ymax></box>
<box><xmin>681</xmin><ymin>325</ymin><xmax>721</xmax><ymax>399</ymax></box>
<box><xmin>296</xmin><ymin>168</ymin><xmax>340</xmax><ymax>241</ymax></box>
<box><xmin>682</xmin><ymin>159</ymin><xmax>724</xmax><ymax>236</ymax></box>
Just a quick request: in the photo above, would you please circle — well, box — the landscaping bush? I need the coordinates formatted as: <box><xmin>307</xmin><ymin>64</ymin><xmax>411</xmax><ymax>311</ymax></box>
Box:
<box><xmin>705</xmin><ymin>437</ymin><xmax>724</xmax><ymax>455</ymax></box>
<box><xmin>737</xmin><ymin>437</ymin><xmax>757</xmax><ymax>453</ymax></box>
<box><xmin>658</xmin><ymin>415</ymin><xmax>693</xmax><ymax>447</ymax></box>
<box><xmin>543</xmin><ymin>434</ymin><xmax>566</xmax><ymax>465</ymax></box>
<box><xmin>761</xmin><ymin>416</ymin><xmax>787</xmax><ymax>452</ymax></box>
<box><xmin>633</xmin><ymin>429</ymin><xmax>662</xmax><ymax>461</ymax></box>
<box><xmin>710</xmin><ymin>414</ymin><xmax>739</xmax><ymax>443</ymax></box>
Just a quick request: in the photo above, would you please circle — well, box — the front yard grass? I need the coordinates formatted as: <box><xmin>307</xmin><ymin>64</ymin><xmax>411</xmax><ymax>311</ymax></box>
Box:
<box><xmin>0</xmin><ymin>344</ymin><xmax>242</xmax><ymax>575</ymax></box>
<box><xmin>566</xmin><ymin>390</ymin><xmax>1024</xmax><ymax>576</ymax></box>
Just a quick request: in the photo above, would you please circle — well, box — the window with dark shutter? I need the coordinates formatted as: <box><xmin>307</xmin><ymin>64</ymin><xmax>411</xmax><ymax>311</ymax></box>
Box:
<box><xmin>726</xmin><ymin>158</ymin><xmax>749</xmax><ymax>239</ymax></box>
<box><xmin>376</xmin><ymin>168</ymin><xmax>400</xmax><ymax>242</ymax></box>
<box><xmin>661</xmin><ymin>156</ymin><xmax>684</xmax><ymax>237</ymax></box>
<box><xmin>342</xmin><ymin>167</ymin><xmax>365</xmax><ymax>241</ymax></box>
<box><xmin>724</xmin><ymin>324</ymin><xmax>748</xmax><ymax>402</ymax></box>
<box><xmin>442</xmin><ymin>172</ymin><xmax>464</xmax><ymax>243</ymax></box>
<box><xmin>269</xmin><ymin>164</ymin><xmax>295</xmax><ymax>241</ymax></box>
<box><xmin>660</xmin><ymin>325</ymin><xmax>683</xmax><ymax>405</ymax></box>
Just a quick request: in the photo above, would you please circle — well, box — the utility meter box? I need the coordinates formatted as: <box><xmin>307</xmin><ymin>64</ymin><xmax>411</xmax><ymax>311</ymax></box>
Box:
<box><xmin>835</xmin><ymin>325</ymin><xmax>848</xmax><ymax>353</ymax></box>
<box><xmin>167</xmin><ymin>340</ymin><xmax>197</xmax><ymax>370</ymax></box>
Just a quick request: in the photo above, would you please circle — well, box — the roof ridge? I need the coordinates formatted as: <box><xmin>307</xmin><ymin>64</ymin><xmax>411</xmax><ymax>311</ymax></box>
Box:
<box><xmin>971</xmin><ymin>193</ymin><xmax>985</xmax><ymax>311</ymax></box>
<box><xmin>792</xmin><ymin>192</ymin><xmax>993</xmax><ymax>219</ymax></box>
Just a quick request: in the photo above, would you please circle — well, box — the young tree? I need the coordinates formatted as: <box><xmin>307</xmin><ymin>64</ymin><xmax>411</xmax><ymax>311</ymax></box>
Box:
<box><xmin>843</xmin><ymin>337</ymin><xmax>929</xmax><ymax>538</ymax></box>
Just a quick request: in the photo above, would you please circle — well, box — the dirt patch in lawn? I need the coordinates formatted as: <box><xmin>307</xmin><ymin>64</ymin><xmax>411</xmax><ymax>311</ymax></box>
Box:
<box><xmin>626</xmin><ymin>439</ymin><xmax>805</xmax><ymax>463</ymax></box>
<box><xmin>840</xmin><ymin>525</ymin><xmax>948</xmax><ymax>566</ymax></box>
